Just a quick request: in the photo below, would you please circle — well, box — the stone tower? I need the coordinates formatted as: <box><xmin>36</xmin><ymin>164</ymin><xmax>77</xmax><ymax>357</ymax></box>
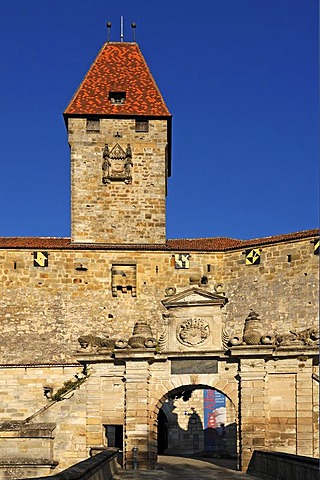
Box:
<box><xmin>64</xmin><ymin>42</ymin><xmax>171</xmax><ymax>244</ymax></box>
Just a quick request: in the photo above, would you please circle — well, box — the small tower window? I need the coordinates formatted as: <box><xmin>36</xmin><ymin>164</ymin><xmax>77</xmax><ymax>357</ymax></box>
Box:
<box><xmin>86</xmin><ymin>119</ymin><xmax>100</xmax><ymax>132</ymax></box>
<box><xmin>109</xmin><ymin>92</ymin><xmax>126</xmax><ymax>104</ymax></box>
<box><xmin>135</xmin><ymin>119</ymin><xmax>149</xmax><ymax>132</ymax></box>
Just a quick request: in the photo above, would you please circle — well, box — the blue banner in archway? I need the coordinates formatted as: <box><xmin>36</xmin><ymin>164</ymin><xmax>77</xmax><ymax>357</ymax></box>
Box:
<box><xmin>204</xmin><ymin>390</ymin><xmax>226</xmax><ymax>451</ymax></box>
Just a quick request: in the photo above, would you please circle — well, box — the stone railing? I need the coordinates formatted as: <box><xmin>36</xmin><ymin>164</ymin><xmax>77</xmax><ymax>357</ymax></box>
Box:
<box><xmin>24</xmin><ymin>448</ymin><xmax>118</xmax><ymax>480</ymax></box>
<box><xmin>247</xmin><ymin>450</ymin><xmax>319</xmax><ymax>480</ymax></box>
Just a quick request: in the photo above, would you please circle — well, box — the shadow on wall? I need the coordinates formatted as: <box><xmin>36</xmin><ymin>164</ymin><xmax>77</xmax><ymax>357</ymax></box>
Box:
<box><xmin>157</xmin><ymin>391</ymin><xmax>237</xmax><ymax>463</ymax></box>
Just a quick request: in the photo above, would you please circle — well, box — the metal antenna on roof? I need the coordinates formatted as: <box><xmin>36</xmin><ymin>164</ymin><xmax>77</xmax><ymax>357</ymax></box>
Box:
<box><xmin>120</xmin><ymin>16</ymin><xmax>124</xmax><ymax>42</ymax></box>
<box><xmin>131</xmin><ymin>22</ymin><xmax>136</xmax><ymax>42</ymax></box>
<box><xmin>106</xmin><ymin>21</ymin><xmax>111</xmax><ymax>42</ymax></box>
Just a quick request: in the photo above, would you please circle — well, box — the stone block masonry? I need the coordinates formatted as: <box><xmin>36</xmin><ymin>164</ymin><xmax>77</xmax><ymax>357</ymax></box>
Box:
<box><xmin>68</xmin><ymin>118</ymin><xmax>168</xmax><ymax>244</ymax></box>
<box><xmin>0</xmin><ymin>238</ymin><xmax>317</xmax><ymax>364</ymax></box>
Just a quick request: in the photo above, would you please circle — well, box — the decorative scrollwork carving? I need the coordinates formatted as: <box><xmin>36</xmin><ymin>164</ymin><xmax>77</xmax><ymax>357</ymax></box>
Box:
<box><xmin>275</xmin><ymin>327</ymin><xmax>319</xmax><ymax>347</ymax></box>
<box><xmin>158</xmin><ymin>323</ymin><xmax>168</xmax><ymax>352</ymax></box>
<box><xmin>222</xmin><ymin>328</ymin><xmax>231</xmax><ymax>349</ymax></box>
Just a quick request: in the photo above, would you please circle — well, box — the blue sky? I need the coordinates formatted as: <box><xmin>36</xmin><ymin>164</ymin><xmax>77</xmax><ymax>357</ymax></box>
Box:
<box><xmin>0</xmin><ymin>0</ymin><xmax>318</xmax><ymax>240</ymax></box>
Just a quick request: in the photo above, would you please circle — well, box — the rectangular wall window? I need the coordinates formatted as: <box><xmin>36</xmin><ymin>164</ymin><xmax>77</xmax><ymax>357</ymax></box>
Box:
<box><xmin>86</xmin><ymin>118</ymin><xmax>100</xmax><ymax>132</ymax></box>
<box><xmin>135</xmin><ymin>119</ymin><xmax>149</xmax><ymax>132</ymax></box>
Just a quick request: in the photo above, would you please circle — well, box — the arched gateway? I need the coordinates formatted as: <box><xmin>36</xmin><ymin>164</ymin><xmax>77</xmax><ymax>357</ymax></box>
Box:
<box><xmin>75</xmin><ymin>279</ymin><xmax>318</xmax><ymax>472</ymax></box>
<box><xmin>155</xmin><ymin>385</ymin><xmax>237</xmax><ymax>460</ymax></box>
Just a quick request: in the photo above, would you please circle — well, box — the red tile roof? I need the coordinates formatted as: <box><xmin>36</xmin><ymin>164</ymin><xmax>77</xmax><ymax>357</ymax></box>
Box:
<box><xmin>0</xmin><ymin>229</ymin><xmax>317</xmax><ymax>252</ymax></box>
<box><xmin>167</xmin><ymin>228</ymin><xmax>319</xmax><ymax>251</ymax></box>
<box><xmin>64</xmin><ymin>42</ymin><xmax>171</xmax><ymax>117</ymax></box>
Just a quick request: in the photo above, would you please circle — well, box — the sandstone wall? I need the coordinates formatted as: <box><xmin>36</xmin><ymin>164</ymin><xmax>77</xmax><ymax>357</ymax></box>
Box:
<box><xmin>0</xmin><ymin>236</ymin><xmax>317</xmax><ymax>364</ymax></box>
<box><xmin>68</xmin><ymin>118</ymin><xmax>168</xmax><ymax>244</ymax></box>
<box><xmin>0</xmin><ymin>365</ymin><xmax>87</xmax><ymax>472</ymax></box>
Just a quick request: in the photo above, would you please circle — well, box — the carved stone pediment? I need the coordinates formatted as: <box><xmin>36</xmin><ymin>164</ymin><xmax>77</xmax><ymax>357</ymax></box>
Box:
<box><xmin>162</xmin><ymin>287</ymin><xmax>227</xmax><ymax>309</ymax></box>
<box><xmin>159</xmin><ymin>287</ymin><xmax>228</xmax><ymax>353</ymax></box>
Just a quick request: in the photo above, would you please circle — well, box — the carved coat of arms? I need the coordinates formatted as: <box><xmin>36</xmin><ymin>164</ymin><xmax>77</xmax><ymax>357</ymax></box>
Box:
<box><xmin>102</xmin><ymin>143</ymin><xmax>133</xmax><ymax>184</ymax></box>
<box><xmin>177</xmin><ymin>318</ymin><xmax>210</xmax><ymax>346</ymax></box>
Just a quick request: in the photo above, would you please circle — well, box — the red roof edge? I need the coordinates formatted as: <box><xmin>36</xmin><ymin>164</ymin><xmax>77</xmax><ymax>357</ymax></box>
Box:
<box><xmin>0</xmin><ymin>229</ymin><xmax>317</xmax><ymax>251</ymax></box>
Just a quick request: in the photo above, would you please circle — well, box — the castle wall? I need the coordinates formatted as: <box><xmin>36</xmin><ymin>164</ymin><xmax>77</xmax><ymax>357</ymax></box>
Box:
<box><xmin>0</xmin><ymin>236</ymin><xmax>318</xmax><ymax>474</ymax></box>
<box><xmin>0</xmin><ymin>237</ymin><xmax>317</xmax><ymax>364</ymax></box>
<box><xmin>222</xmin><ymin>238</ymin><xmax>318</xmax><ymax>336</ymax></box>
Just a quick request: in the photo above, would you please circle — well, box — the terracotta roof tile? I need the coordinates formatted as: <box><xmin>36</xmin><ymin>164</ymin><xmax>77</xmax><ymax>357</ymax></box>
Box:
<box><xmin>0</xmin><ymin>229</ymin><xmax>317</xmax><ymax>252</ymax></box>
<box><xmin>0</xmin><ymin>237</ymin><xmax>71</xmax><ymax>249</ymax></box>
<box><xmin>64</xmin><ymin>42</ymin><xmax>170</xmax><ymax>117</ymax></box>
<box><xmin>167</xmin><ymin>228</ymin><xmax>319</xmax><ymax>251</ymax></box>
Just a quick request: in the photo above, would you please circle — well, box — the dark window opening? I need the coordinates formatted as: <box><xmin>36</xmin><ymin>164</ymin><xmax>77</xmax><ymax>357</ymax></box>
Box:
<box><xmin>135</xmin><ymin>119</ymin><xmax>149</xmax><ymax>132</ymax></box>
<box><xmin>201</xmin><ymin>275</ymin><xmax>208</xmax><ymax>285</ymax></box>
<box><xmin>287</xmin><ymin>255</ymin><xmax>291</xmax><ymax>263</ymax></box>
<box><xmin>105</xmin><ymin>424</ymin><xmax>123</xmax><ymax>448</ymax></box>
<box><xmin>109</xmin><ymin>92</ymin><xmax>126</xmax><ymax>104</ymax></box>
<box><xmin>207</xmin><ymin>264</ymin><xmax>211</xmax><ymax>272</ymax></box>
<box><xmin>86</xmin><ymin>119</ymin><xmax>100</xmax><ymax>131</ymax></box>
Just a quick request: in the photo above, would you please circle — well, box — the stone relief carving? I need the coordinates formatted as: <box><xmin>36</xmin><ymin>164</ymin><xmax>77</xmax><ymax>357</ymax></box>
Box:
<box><xmin>227</xmin><ymin>310</ymin><xmax>265</xmax><ymax>347</ymax></box>
<box><xmin>77</xmin><ymin>321</ymin><xmax>157</xmax><ymax>352</ymax></box>
<box><xmin>275</xmin><ymin>327</ymin><xmax>319</xmax><ymax>347</ymax></box>
<box><xmin>158</xmin><ymin>314</ymin><xmax>169</xmax><ymax>352</ymax></box>
<box><xmin>242</xmin><ymin>309</ymin><xmax>263</xmax><ymax>345</ymax></box>
<box><xmin>127</xmin><ymin>321</ymin><xmax>157</xmax><ymax>349</ymax></box>
<box><xmin>177</xmin><ymin>318</ymin><xmax>210</xmax><ymax>347</ymax></box>
<box><xmin>161</xmin><ymin>285</ymin><xmax>228</xmax><ymax>352</ymax></box>
<box><xmin>102</xmin><ymin>143</ymin><xmax>133</xmax><ymax>184</ymax></box>
<box><xmin>78</xmin><ymin>335</ymin><xmax>115</xmax><ymax>350</ymax></box>
<box><xmin>222</xmin><ymin>328</ymin><xmax>231</xmax><ymax>349</ymax></box>
<box><xmin>226</xmin><ymin>310</ymin><xmax>319</xmax><ymax>349</ymax></box>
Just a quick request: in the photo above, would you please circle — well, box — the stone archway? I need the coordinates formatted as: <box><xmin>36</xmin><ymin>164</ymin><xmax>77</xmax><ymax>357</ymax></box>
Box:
<box><xmin>150</xmin><ymin>382</ymin><xmax>238</xmax><ymax>468</ymax></box>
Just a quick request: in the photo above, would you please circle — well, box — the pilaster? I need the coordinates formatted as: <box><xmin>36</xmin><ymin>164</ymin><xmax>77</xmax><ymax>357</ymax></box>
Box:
<box><xmin>86</xmin><ymin>372</ymin><xmax>103</xmax><ymax>447</ymax></box>
<box><xmin>123</xmin><ymin>355</ymin><xmax>152</xmax><ymax>469</ymax></box>
<box><xmin>296</xmin><ymin>362</ymin><xmax>314</xmax><ymax>456</ymax></box>
<box><xmin>239</xmin><ymin>358</ymin><xmax>266</xmax><ymax>471</ymax></box>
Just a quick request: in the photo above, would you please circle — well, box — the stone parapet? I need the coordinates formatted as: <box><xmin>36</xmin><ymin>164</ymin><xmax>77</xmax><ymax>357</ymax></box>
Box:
<box><xmin>247</xmin><ymin>450</ymin><xmax>319</xmax><ymax>480</ymax></box>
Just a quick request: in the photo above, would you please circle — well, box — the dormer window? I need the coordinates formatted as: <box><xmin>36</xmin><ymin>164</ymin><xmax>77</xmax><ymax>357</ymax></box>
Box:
<box><xmin>109</xmin><ymin>92</ymin><xmax>126</xmax><ymax>104</ymax></box>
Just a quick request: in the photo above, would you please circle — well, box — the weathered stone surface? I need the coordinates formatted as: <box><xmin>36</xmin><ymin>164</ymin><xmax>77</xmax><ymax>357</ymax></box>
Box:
<box><xmin>170</xmin><ymin>359</ymin><xmax>218</xmax><ymax>375</ymax></box>
<box><xmin>68</xmin><ymin>118</ymin><xmax>168</xmax><ymax>245</ymax></box>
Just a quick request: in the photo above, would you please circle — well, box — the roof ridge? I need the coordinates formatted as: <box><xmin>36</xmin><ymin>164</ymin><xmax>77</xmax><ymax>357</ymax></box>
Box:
<box><xmin>168</xmin><ymin>228</ymin><xmax>318</xmax><ymax>243</ymax></box>
<box><xmin>168</xmin><ymin>236</ymin><xmax>243</xmax><ymax>241</ymax></box>
<box><xmin>0</xmin><ymin>229</ymin><xmax>317</xmax><ymax>251</ymax></box>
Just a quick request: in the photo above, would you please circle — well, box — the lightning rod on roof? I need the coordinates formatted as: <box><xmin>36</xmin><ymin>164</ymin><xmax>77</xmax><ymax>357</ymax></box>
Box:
<box><xmin>106</xmin><ymin>21</ymin><xmax>111</xmax><ymax>42</ymax></box>
<box><xmin>131</xmin><ymin>22</ymin><xmax>136</xmax><ymax>42</ymax></box>
<box><xmin>120</xmin><ymin>16</ymin><xmax>124</xmax><ymax>42</ymax></box>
